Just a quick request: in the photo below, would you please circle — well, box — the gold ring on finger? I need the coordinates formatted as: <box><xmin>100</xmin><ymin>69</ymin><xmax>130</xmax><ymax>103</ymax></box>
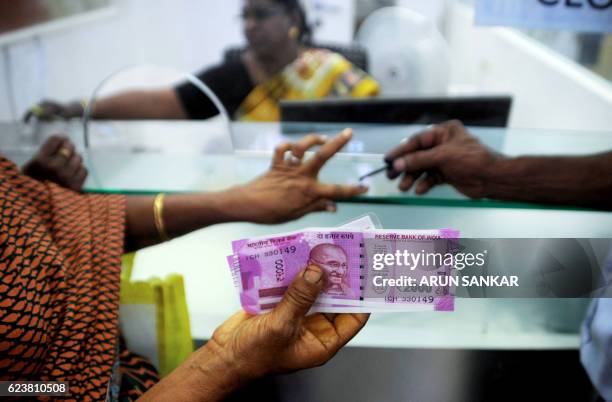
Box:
<box><xmin>57</xmin><ymin>147</ymin><xmax>72</xmax><ymax>159</ymax></box>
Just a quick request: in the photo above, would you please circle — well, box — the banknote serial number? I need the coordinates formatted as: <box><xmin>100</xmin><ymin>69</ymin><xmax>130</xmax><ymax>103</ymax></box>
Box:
<box><xmin>385</xmin><ymin>296</ymin><xmax>435</xmax><ymax>303</ymax></box>
<box><xmin>244</xmin><ymin>246</ymin><xmax>298</xmax><ymax>282</ymax></box>
<box><xmin>265</xmin><ymin>246</ymin><xmax>297</xmax><ymax>258</ymax></box>
<box><xmin>246</xmin><ymin>246</ymin><xmax>298</xmax><ymax>261</ymax></box>
<box><xmin>0</xmin><ymin>381</ymin><xmax>69</xmax><ymax>396</ymax></box>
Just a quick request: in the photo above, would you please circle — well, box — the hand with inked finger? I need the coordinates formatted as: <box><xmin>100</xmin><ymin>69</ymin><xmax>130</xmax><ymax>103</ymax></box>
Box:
<box><xmin>234</xmin><ymin>128</ymin><xmax>369</xmax><ymax>224</ymax></box>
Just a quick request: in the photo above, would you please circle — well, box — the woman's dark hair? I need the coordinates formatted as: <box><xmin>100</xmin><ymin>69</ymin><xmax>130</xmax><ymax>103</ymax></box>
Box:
<box><xmin>273</xmin><ymin>0</ymin><xmax>312</xmax><ymax>44</ymax></box>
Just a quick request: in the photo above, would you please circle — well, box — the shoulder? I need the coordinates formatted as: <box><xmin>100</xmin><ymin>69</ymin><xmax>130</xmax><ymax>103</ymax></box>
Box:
<box><xmin>177</xmin><ymin>58</ymin><xmax>251</xmax><ymax>98</ymax></box>
<box><xmin>197</xmin><ymin>58</ymin><xmax>249</xmax><ymax>82</ymax></box>
<box><xmin>302</xmin><ymin>47</ymin><xmax>348</xmax><ymax>64</ymax></box>
<box><xmin>290</xmin><ymin>48</ymin><xmax>349</xmax><ymax>76</ymax></box>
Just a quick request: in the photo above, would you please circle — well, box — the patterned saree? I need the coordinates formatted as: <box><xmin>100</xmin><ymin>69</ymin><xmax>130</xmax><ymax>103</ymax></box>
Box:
<box><xmin>0</xmin><ymin>155</ymin><xmax>157</xmax><ymax>401</ymax></box>
<box><xmin>235</xmin><ymin>48</ymin><xmax>381</xmax><ymax>121</ymax></box>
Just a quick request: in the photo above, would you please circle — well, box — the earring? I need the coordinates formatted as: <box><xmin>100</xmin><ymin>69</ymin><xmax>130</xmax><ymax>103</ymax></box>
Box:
<box><xmin>288</xmin><ymin>26</ymin><xmax>299</xmax><ymax>40</ymax></box>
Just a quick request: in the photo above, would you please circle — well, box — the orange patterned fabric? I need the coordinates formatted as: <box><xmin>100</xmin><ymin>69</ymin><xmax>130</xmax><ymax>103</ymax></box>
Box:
<box><xmin>0</xmin><ymin>154</ymin><xmax>125</xmax><ymax>400</ymax></box>
<box><xmin>118</xmin><ymin>342</ymin><xmax>160</xmax><ymax>401</ymax></box>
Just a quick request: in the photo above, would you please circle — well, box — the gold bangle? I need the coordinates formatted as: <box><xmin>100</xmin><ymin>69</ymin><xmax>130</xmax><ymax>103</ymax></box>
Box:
<box><xmin>153</xmin><ymin>193</ymin><xmax>170</xmax><ymax>242</ymax></box>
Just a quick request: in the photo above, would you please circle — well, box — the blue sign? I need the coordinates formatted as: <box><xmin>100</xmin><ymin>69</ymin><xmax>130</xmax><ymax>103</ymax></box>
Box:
<box><xmin>475</xmin><ymin>0</ymin><xmax>612</xmax><ymax>32</ymax></box>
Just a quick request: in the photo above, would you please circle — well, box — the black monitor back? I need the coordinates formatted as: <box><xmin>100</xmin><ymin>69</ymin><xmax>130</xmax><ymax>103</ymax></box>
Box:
<box><xmin>280</xmin><ymin>95</ymin><xmax>513</xmax><ymax>128</ymax></box>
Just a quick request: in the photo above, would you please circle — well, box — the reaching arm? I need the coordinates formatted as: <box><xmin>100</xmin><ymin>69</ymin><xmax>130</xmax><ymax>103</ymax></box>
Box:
<box><xmin>89</xmin><ymin>88</ymin><xmax>187</xmax><ymax>120</ymax></box>
<box><xmin>125</xmin><ymin>191</ymin><xmax>245</xmax><ymax>250</ymax></box>
<box><xmin>24</xmin><ymin>88</ymin><xmax>187</xmax><ymax>121</ymax></box>
<box><xmin>385</xmin><ymin>120</ymin><xmax>612</xmax><ymax>210</ymax></box>
<box><xmin>125</xmin><ymin>130</ymin><xmax>368</xmax><ymax>250</ymax></box>
<box><xmin>483</xmin><ymin>153</ymin><xmax>612</xmax><ymax>209</ymax></box>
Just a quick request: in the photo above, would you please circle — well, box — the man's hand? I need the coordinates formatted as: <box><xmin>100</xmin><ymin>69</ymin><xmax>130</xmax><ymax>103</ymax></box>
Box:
<box><xmin>22</xmin><ymin>135</ymin><xmax>88</xmax><ymax>191</ymax></box>
<box><xmin>235</xmin><ymin>129</ymin><xmax>368</xmax><ymax>224</ymax></box>
<box><xmin>208</xmin><ymin>264</ymin><xmax>369</xmax><ymax>379</ymax></box>
<box><xmin>385</xmin><ymin>120</ymin><xmax>503</xmax><ymax>199</ymax></box>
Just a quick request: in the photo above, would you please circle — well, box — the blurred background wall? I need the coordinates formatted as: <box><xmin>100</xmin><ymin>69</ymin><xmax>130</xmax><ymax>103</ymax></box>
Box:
<box><xmin>0</xmin><ymin>0</ymin><xmax>611</xmax><ymax>131</ymax></box>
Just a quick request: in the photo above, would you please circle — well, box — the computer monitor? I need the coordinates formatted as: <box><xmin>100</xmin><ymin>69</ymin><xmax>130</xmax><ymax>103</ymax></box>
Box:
<box><xmin>280</xmin><ymin>95</ymin><xmax>513</xmax><ymax>128</ymax></box>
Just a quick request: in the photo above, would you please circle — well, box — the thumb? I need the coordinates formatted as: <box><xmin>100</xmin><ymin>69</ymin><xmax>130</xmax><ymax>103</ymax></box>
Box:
<box><xmin>392</xmin><ymin>149</ymin><xmax>440</xmax><ymax>174</ymax></box>
<box><xmin>274</xmin><ymin>265</ymin><xmax>325</xmax><ymax>323</ymax></box>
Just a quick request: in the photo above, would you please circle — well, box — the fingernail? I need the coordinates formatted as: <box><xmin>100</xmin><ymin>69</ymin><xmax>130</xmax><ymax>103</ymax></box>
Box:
<box><xmin>342</xmin><ymin>128</ymin><xmax>352</xmax><ymax>138</ymax></box>
<box><xmin>320</xmin><ymin>135</ymin><xmax>329</xmax><ymax>141</ymax></box>
<box><xmin>304</xmin><ymin>266</ymin><xmax>323</xmax><ymax>284</ymax></box>
<box><xmin>326</xmin><ymin>202</ymin><xmax>337</xmax><ymax>212</ymax></box>
<box><xmin>358</xmin><ymin>185</ymin><xmax>369</xmax><ymax>192</ymax></box>
<box><xmin>393</xmin><ymin>159</ymin><xmax>406</xmax><ymax>171</ymax></box>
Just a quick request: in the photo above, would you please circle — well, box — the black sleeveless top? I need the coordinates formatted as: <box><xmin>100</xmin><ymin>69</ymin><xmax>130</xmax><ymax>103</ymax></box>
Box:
<box><xmin>174</xmin><ymin>59</ymin><xmax>254</xmax><ymax>120</ymax></box>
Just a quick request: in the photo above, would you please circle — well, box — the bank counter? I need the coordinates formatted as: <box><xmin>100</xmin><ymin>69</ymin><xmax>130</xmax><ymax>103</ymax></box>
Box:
<box><xmin>3</xmin><ymin>120</ymin><xmax>612</xmax><ymax>401</ymax></box>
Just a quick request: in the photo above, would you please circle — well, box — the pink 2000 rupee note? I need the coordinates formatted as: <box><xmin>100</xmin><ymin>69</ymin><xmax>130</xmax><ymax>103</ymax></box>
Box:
<box><xmin>230</xmin><ymin>228</ymin><xmax>459</xmax><ymax>314</ymax></box>
<box><xmin>227</xmin><ymin>214</ymin><xmax>380</xmax><ymax>313</ymax></box>
<box><xmin>232</xmin><ymin>230</ymin><xmax>363</xmax><ymax>313</ymax></box>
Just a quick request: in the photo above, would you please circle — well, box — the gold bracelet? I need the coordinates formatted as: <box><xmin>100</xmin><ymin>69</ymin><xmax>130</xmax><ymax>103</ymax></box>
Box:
<box><xmin>153</xmin><ymin>193</ymin><xmax>170</xmax><ymax>242</ymax></box>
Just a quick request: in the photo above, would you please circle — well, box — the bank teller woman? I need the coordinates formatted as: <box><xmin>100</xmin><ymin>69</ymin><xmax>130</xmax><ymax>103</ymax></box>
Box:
<box><xmin>26</xmin><ymin>0</ymin><xmax>380</xmax><ymax>122</ymax></box>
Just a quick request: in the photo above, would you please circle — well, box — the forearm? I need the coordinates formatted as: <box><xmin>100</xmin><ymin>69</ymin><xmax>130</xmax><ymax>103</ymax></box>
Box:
<box><xmin>139</xmin><ymin>344</ymin><xmax>244</xmax><ymax>402</ymax></box>
<box><xmin>91</xmin><ymin>89</ymin><xmax>187</xmax><ymax>120</ymax></box>
<box><xmin>125</xmin><ymin>188</ymin><xmax>249</xmax><ymax>250</ymax></box>
<box><xmin>484</xmin><ymin>152</ymin><xmax>612</xmax><ymax>209</ymax></box>
<box><xmin>123</xmin><ymin>130</ymin><xmax>364</xmax><ymax>249</ymax></box>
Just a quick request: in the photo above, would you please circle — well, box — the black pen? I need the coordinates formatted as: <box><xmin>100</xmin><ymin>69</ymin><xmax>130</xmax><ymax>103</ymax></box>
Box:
<box><xmin>359</xmin><ymin>160</ymin><xmax>393</xmax><ymax>182</ymax></box>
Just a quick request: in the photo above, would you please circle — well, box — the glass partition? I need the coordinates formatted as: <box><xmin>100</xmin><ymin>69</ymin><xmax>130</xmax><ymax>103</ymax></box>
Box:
<box><xmin>2</xmin><ymin>120</ymin><xmax>611</xmax><ymax>345</ymax></box>
<box><xmin>2</xmin><ymin>120</ymin><xmax>611</xmax><ymax>211</ymax></box>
